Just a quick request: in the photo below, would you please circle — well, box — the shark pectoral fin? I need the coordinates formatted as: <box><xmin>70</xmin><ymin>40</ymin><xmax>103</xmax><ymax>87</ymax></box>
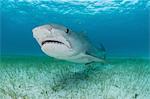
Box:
<box><xmin>85</xmin><ymin>51</ymin><xmax>101</xmax><ymax>59</ymax></box>
<box><xmin>85</xmin><ymin>52</ymin><xmax>106</xmax><ymax>64</ymax></box>
<box><xmin>85</xmin><ymin>61</ymin><xmax>95</xmax><ymax>66</ymax></box>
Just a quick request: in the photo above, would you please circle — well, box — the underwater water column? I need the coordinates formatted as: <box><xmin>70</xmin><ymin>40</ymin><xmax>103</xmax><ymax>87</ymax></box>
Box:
<box><xmin>0</xmin><ymin>0</ymin><xmax>150</xmax><ymax>99</ymax></box>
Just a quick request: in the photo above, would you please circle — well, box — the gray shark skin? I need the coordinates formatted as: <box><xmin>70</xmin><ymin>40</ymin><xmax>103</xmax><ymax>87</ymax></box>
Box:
<box><xmin>32</xmin><ymin>23</ymin><xmax>106</xmax><ymax>64</ymax></box>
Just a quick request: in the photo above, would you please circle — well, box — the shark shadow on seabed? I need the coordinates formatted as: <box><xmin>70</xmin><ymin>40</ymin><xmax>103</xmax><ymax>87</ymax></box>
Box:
<box><xmin>50</xmin><ymin>63</ymin><xmax>106</xmax><ymax>92</ymax></box>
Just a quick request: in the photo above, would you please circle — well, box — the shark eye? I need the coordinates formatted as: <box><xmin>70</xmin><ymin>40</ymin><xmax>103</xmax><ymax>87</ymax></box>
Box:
<box><xmin>66</xmin><ymin>28</ymin><xmax>69</xmax><ymax>34</ymax></box>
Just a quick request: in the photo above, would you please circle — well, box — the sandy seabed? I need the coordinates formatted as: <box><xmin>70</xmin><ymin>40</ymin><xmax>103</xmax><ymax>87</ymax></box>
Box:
<box><xmin>0</xmin><ymin>56</ymin><xmax>150</xmax><ymax>99</ymax></box>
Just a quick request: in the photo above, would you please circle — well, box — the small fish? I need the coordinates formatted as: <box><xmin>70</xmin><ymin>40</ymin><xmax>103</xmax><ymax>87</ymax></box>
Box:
<box><xmin>32</xmin><ymin>23</ymin><xmax>106</xmax><ymax>64</ymax></box>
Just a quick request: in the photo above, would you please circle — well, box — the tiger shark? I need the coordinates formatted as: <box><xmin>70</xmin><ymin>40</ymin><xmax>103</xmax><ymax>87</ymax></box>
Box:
<box><xmin>32</xmin><ymin>23</ymin><xmax>106</xmax><ymax>64</ymax></box>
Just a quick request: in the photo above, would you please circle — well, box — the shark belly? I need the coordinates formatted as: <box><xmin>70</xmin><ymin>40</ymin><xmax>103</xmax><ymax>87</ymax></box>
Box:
<box><xmin>66</xmin><ymin>53</ymin><xmax>102</xmax><ymax>63</ymax></box>
<box><xmin>42</xmin><ymin>43</ymin><xmax>104</xmax><ymax>64</ymax></box>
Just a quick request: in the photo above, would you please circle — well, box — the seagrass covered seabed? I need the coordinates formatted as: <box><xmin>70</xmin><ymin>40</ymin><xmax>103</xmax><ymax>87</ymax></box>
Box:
<box><xmin>0</xmin><ymin>56</ymin><xmax>150</xmax><ymax>99</ymax></box>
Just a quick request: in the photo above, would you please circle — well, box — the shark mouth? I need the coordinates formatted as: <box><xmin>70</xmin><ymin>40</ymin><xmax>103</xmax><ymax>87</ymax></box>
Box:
<box><xmin>41</xmin><ymin>40</ymin><xmax>71</xmax><ymax>48</ymax></box>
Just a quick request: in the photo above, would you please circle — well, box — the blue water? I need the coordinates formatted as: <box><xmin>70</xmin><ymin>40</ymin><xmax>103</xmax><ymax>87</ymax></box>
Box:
<box><xmin>1</xmin><ymin>0</ymin><xmax>150</xmax><ymax>57</ymax></box>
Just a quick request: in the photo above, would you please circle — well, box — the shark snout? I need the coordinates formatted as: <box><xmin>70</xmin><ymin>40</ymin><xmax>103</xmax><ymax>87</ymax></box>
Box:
<box><xmin>32</xmin><ymin>25</ymin><xmax>54</xmax><ymax>39</ymax></box>
<box><xmin>32</xmin><ymin>25</ymin><xmax>52</xmax><ymax>34</ymax></box>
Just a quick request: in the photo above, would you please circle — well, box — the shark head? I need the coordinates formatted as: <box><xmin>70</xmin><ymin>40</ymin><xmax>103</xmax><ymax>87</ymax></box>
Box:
<box><xmin>32</xmin><ymin>24</ymin><xmax>79</xmax><ymax>59</ymax></box>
